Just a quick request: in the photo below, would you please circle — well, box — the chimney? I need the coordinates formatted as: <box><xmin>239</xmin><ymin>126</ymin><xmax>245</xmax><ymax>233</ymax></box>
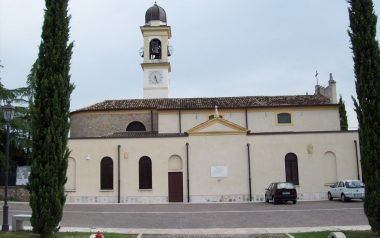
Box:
<box><xmin>314</xmin><ymin>73</ymin><xmax>337</xmax><ymax>103</ymax></box>
<box><xmin>328</xmin><ymin>73</ymin><xmax>337</xmax><ymax>103</ymax></box>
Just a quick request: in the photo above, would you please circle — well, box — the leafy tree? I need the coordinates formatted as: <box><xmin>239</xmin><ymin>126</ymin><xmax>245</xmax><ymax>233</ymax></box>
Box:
<box><xmin>0</xmin><ymin>62</ymin><xmax>32</xmax><ymax>173</ymax></box>
<box><xmin>27</xmin><ymin>0</ymin><xmax>74</xmax><ymax>236</ymax></box>
<box><xmin>348</xmin><ymin>0</ymin><xmax>380</xmax><ymax>233</ymax></box>
<box><xmin>338</xmin><ymin>95</ymin><xmax>348</xmax><ymax>131</ymax></box>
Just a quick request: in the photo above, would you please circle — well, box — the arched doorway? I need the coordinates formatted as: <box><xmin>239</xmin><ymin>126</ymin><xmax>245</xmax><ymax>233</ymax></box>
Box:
<box><xmin>168</xmin><ymin>155</ymin><xmax>183</xmax><ymax>202</ymax></box>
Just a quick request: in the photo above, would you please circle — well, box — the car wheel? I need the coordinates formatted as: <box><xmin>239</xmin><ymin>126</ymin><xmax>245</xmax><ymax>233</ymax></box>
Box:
<box><xmin>292</xmin><ymin>200</ymin><xmax>297</xmax><ymax>204</ymax></box>
<box><xmin>341</xmin><ymin>194</ymin><xmax>347</xmax><ymax>202</ymax></box>
<box><xmin>272</xmin><ymin>196</ymin><xmax>277</xmax><ymax>204</ymax></box>
<box><xmin>328</xmin><ymin>192</ymin><xmax>333</xmax><ymax>201</ymax></box>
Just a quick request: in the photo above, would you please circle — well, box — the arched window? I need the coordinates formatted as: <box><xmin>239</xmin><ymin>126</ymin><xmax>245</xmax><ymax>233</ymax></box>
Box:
<box><xmin>277</xmin><ymin>113</ymin><xmax>291</xmax><ymax>124</ymax></box>
<box><xmin>101</xmin><ymin>157</ymin><xmax>113</xmax><ymax>190</ymax></box>
<box><xmin>150</xmin><ymin>39</ymin><xmax>162</xmax><ymax>59</ymax></box>
<box><xmin>285</xmin><ymin>153</ymin><xmax>299</xmax><ymax>185</ymax></box>
<box><xmin>139</xmin><ymin>156</ymin><xmax>152</xmax><ymax>189</ymax></box>
<box><xmin>126</xmin><ymin>121</ymin><xmax>146</xmax><ymax>131</ymax></box>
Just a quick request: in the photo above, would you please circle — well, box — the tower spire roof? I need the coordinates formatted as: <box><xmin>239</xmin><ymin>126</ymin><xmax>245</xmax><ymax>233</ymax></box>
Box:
<box><xmin>145</xmin><ymin>2</ymin><xmax>167</xmax><ymax>24</ymax></box>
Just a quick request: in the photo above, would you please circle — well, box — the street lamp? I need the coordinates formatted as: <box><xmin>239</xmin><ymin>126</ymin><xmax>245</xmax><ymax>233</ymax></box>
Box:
<box><xmin>2</xmin><ymin>100</ymin><xmax>15</xmax><ymax>232</ymax></box>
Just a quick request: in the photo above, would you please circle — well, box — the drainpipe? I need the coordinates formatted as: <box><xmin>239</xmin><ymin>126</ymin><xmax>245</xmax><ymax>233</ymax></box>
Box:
<box><xmin>150</xmin><ymin>110</ymin><xmax>154</xmax><ymax>131</ymax></box>
<box><xmin>118</xmin><ymin>145</ymin><xmax>121</xmax><ymax>203</ymax></box>
<box><xmin>354</xmin><ymin>140</ymin><xmax>360</xmax><ymax>180</ymax></box>
<box><xmin>179</xmin><ymin>110</ymin><xmax>182</xmax><ymax>133</ymax></box>
<box><xmin>247</xmin><ymin>143</ymin><xmax>252</xmax><ymax>201</ymax></box>
<box><xmin>245</xmin><ymin>108</ymin><xmax>249</xmax><ymax>129</ymax></box>
<box><xmin>186</xmin><ymin>143</ymin><xmax>190</xmax><ymax>203</ymax></box>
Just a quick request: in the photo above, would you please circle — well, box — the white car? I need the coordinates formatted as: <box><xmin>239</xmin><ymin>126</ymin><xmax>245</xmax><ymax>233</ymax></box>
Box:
<box><xmin>328</xmin><ymin>180</ymin><xmax>365</xmax><ymax>202</ymax></box>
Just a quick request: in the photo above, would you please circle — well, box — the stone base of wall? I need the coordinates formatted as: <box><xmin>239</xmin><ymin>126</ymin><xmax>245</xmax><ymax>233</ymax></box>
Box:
<box><xmin>252</xmin><ymin>194</ymin><xmax>266</xmax><ymax>202</ymax></box>
<box><xmin>251</xmin><ymin>192</ymin><xmax>327</xmax><ymax>202</ymax></box>
<box><xmin>190</xmin><ymin>194</ymin><xmax>250</xmax><ymax>203</ymax></box>
<box><xmin>298</xmin><ymin>192</ymin><xmax>328</xmax><ymax>201</ymax></box>
<box><xmin>0</xmin><ymin>186</ymin><xmax>29</xmax><ymax>202</ymax></box>
<box><xmin>66</xmin><ymin>195</ymin><xmax>168</xmax><ymax>204</ymax></box>
<box><xmin>120</xmin><ymin>196</ymin><xmax>167</xmax><ymax>204</ymax></box>
<box><xmin>0</xmin><ymin>189</ymin><xmax>328</xmax><ymax>204</ymax></box>
<box><xmin>65</xmin><ymin>192</ymin><xmax>328</xmax><ymax>204</ymax></box>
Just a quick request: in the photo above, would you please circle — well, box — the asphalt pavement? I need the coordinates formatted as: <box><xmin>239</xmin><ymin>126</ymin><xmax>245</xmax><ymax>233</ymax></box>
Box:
<box><xmin>0</xmin><ymin>200</ymin><xmax>370</xmax><ymax>236</ymax></box>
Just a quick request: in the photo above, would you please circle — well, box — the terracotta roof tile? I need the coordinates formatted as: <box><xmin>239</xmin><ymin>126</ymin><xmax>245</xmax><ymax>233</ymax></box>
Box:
<box><xmin>73</xmin><ymin>95</ymin><xmax>332</xmax><ymax>113</ymax></box>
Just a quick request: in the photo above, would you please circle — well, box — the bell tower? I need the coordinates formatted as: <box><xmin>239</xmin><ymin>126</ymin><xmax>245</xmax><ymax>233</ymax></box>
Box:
<box><xmin>140</xmin><ymin>3</ymin><xmax>172</xmax><ymax>99</ymax></box>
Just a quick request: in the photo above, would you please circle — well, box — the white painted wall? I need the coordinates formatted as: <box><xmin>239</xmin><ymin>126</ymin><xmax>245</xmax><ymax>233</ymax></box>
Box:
<box><xmin>143</xmin><ymin>87</ymin><xmax>169</xmax><ymax>99</ymax></box>
<box><xmin>247</xmin><ymin>107</ymin><xmax>340</xmax><ymax>132</ymax></box>
<box><xmin>187</xmin><ymin>134</ymin><xmax>249</xmax><ymax>202</ymax></box>
<box><xmin>158</xmin><ymin>111</ymin><xmax>180</xmax><ymax>133</ymax></box>
<box><xmin>158</xmin><ymin>106</ymin><xmax>340</xmax><ymax>134</ymax></box>
<box><xmin>66</xmin><ymin>130</ymin><xmax>360</xmax><ymax>203</ymax></box>
<box><xmin>249</xmin><ymin>132</ymin><xmax>360</xmax><ymax>201</ymax></box>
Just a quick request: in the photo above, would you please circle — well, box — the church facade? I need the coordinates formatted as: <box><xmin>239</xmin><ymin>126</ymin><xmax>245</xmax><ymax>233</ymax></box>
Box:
<box><xmin>65</xmin><ymin>3</ymin><xmax>361</xmax><ymax>204</ymax></box>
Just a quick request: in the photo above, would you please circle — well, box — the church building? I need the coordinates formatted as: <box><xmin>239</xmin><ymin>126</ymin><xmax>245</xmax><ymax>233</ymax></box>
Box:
<box><xmin>66</xmin><ymin>3</ymin><xmax>361</xmax><ymax>204</ymax></box>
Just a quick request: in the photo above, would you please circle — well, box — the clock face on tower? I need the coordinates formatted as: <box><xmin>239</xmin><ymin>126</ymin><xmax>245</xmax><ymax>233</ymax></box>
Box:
<box><xmin>149</xmin><ymin>71</ymin><xmax>163</xmax><ymax>84</ymax></box>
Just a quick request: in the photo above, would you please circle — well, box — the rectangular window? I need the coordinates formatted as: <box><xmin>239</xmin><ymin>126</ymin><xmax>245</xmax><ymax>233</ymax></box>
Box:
<box><xmin>277</xmin><ymin>113</ymin><xmax>292</xmax><ymax>124</ymax></box>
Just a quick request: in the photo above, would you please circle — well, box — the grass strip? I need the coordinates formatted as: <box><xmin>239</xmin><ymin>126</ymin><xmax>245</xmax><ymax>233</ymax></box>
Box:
<box><xmin>291</xmin><ymin>230</ymin><xmax>380</xmax><ymax>238</ymax></box>
<box><xmin>0</xmin><ymin>231</ymin><xmax>136</xmax><ymax>238</ymax></box>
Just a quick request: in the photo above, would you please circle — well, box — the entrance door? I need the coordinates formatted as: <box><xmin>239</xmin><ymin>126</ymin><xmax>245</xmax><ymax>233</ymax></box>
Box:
<box><xmin>168</xmin><ymin>172</ymin><xmax>183</xmax><ymax>202</ymax></box>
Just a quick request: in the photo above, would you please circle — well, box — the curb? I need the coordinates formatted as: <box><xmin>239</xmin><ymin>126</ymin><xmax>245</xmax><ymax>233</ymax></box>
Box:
<box><xmin>53</xmin><ymin>225</ymin><xmax>371</xmax><ymax>235</ymax></box>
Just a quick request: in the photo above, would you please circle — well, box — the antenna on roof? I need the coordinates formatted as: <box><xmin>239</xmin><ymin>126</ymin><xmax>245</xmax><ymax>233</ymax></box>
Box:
<box><xmin>315</xmin><ymin>70</ymin><xmax>319</xmax><ymax>86</ymax></box>
<box><xmin>315</xmin><ymin>70</ymin><xmax>320</xmax><ymax>94</ymax></box>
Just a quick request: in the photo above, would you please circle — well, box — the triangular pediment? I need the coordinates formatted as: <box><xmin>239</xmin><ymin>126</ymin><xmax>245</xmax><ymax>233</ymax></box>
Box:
<box><xmin>187</xmin><ymin>116</ymin><xmax>248</xmax><ymax>135</ymax></box>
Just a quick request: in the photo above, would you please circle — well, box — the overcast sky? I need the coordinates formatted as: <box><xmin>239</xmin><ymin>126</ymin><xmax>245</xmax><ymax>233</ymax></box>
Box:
<box><xmin>1</xmin><ymin>0</ymin><xmax>380</xmax><ymax>129</ymax></box>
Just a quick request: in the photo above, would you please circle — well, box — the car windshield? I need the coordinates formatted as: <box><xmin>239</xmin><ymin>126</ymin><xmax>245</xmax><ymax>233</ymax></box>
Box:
<box><xmin>345</xmin><ymin>181</ymin><xmax>365</xmax><ymax>188</ymax></box>
<box><xmin>277</xmin><ymin>183</ymin><xmax>295</xmax><ymax>189</ymax></box>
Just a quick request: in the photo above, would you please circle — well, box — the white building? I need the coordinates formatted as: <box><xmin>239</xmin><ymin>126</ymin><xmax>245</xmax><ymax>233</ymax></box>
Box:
<box><xmin>66</xmin><ymin>3</ymin><xmax>361</xmax><ymax>204</ymax></box>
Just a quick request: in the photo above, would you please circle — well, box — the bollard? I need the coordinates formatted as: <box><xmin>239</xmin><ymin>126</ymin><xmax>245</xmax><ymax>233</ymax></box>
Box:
<box><xmin>95</xmin><ymin>231</ymin><xmax>103</xmax><ymax>238</ymax></box>
<box><xmin>328</xmin><ymin>232</ymin><xmax>346</xmax><ymax>238</ymax></box>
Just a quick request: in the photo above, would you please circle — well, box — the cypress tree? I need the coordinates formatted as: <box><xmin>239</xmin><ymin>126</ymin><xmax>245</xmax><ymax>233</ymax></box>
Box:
<box><xmin>348</xmin><ymin>0</ymin><xmax>380</xmax><ymax>233</ymax></box>
<box><xmin>28</xmin><ymin>0</ymin><xmax>73</xmax><ymax>236</ymax></box>
<box><xmin>338</xmin><ymin>95</ymin><xmax>348</xmax><ymax>131</ymax></box>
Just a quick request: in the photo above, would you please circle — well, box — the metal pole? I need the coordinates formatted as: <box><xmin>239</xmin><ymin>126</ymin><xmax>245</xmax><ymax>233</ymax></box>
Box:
<box><xmin>354</xmin><ymin>140</ymin><xmax>360</xmax><ymax>180</ymax></box>
<box><xmin>247</xmin><ymin>143</ymin><xmax>252</xmax><ymax>202</ymax></box>
<box><xmin>117</xmin><ymin>145</ymin><xmax>121</xmax><ymax>203</ymax></box>
<box><xmin>2</xmin><ymin>123</ymin><xmax>10</xmax><ymax>231</ymax></box>
<box><xmin>186</xmin><ymin>143</ymin><xmax>190</xmax><ymax>203</ymax></box>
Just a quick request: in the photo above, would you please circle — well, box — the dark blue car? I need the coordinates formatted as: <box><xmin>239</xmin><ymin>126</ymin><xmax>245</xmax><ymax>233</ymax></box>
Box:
<box><xmin>265</xmin><ymin>182</ymin><xmax>297</xmax><ymax>204</ymax></box>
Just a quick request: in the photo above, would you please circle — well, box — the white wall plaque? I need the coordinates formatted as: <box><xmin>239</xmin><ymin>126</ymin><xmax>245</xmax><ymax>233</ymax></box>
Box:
<box><xmin>211</xmin><ymin>166</ymin><xmax>228</xmax><ymax>177</ymax></box>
